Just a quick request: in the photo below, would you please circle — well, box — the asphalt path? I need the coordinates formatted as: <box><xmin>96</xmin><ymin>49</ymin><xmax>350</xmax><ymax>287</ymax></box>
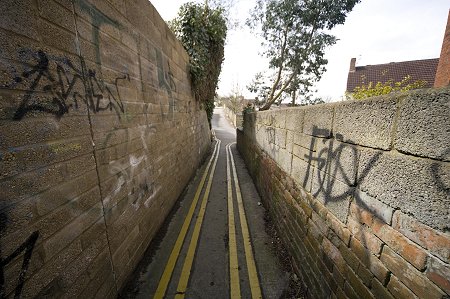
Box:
<box><xmin>121</xmin><ymin>108</ymin><xmax>289</xmax><ymax>298</ymax></box>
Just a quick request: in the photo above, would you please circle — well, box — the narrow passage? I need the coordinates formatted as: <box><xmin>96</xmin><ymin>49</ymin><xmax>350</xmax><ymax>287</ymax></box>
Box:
<box><xmin>122</xmin><ymin>108</ymin><xmax>289</xmax><ymax>298</ymax></box>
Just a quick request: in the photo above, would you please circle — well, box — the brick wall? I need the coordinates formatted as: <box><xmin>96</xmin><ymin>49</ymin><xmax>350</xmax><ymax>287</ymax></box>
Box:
<box><xmin>435</xmin><ymin>10</ymin><xmax>450</xmax><ymax>88</ymax></box>
<box><xmin>237</xmin><ymin>88</ymin><xmax>450</xmax><ymax>299</ymax></box>
<box><xmin>0</xmin><ymin>0</ymin><xmax>210</xmax><ymax>297</ymax></box>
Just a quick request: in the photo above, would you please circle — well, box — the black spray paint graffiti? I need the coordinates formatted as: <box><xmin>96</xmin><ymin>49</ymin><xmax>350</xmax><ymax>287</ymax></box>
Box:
<box><xmin>77</xmin><ymin>0</ymin><xmax>122</xmax><ymax>66</ymax></box>
<box><xmin>0</xmin><ymin>225</ymin><xmax>39</xmax><ymax>299</ymax></box>
<box><xmin>156</xmin><ymin>49</ymin><xmax>177</xmax><ymax>121</ymax></box>
<box><xmin>303</xmin><ymin>131</ymin><xmax>382</xmax><ymax>203</ymax></box>
<box><xmin>6</xmin><ymin>49</ymin><xmax>129</xmax><ymax>121</ymax></box>
<box><xmin>256</xmin><ymin>122</ymin><xmax>384</xmax><ymax>295</ymax></box>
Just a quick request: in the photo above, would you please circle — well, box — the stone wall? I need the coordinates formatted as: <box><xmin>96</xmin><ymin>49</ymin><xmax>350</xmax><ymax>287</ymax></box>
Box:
<box><xmin>0</xmin><ymin>0</ymin><xmax>210</xmax><ymax>297</ymax></box>
<box><xmin>237</xmin><ymin>88</ymin><xmax>450</xmax><ymax>298</ymax></box>
<box><xmin>223</xmin><ymin>105</ymin><xmax>243</xmax><ymax>128</ymax></box>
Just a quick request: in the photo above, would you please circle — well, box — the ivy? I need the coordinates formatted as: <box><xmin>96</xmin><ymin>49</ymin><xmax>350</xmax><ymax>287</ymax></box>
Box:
<box><xmin>170</xmin><ymin>2</ymin><xmax>227</xmax><ymax>127</ymax></box>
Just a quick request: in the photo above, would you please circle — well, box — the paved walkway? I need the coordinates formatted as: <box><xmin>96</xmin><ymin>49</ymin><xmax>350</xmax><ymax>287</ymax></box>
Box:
<box><xmin>121</xmin><ymin>108</ymin><xmax>289</xmax><ymax>298</ymax></box>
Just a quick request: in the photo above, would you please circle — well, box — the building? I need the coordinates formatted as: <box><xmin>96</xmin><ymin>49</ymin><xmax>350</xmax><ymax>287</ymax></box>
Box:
<box><xmin>346</xmin><ymin>10</ymin><xmax>449</xmax><ymax>92</ymax></box>
<box><xmin>434</xmin><ymin>10</ymin><xmax>450</xmax><ymax>87</ymax></box>
<box><xmin>346</xmin><ymin>58</ymin><xmax>439</xmax><ymax>92</ymax></box>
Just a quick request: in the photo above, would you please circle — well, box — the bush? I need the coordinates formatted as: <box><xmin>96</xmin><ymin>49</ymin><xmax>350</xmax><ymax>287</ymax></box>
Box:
<box><xmin>349</xmin><ymin>75</ymin><xmax>427</xmax><ymax>100</ymax></box>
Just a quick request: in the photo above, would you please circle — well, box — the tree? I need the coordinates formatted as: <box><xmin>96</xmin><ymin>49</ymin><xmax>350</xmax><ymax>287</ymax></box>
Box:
<box><xmin>348</xmin><ymin>75</ymin><xmax>427</xmax><ymax>100</ymax></box>
<box><xmin>222</xmin><ymin>83</ymin><xmax>246</xmax><ymax>113</ymax></box>
<box><xmin>247</xmin><ymin>0</ymin><xmax>360</xmax><ymax>110</ymax></box>
<box><xmin>246</xmin><ymin>72</ymin><xmax>271</xmax><ymax>107</ymax></box>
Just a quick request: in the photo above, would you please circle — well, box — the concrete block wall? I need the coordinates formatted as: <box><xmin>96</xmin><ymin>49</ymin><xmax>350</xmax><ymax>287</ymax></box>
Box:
<box><xmin>223</xmin><ymin>105</ymin><xmax>243</xmax><ymax>128</ymax></box>
<box><xmin>0</xmin><ymin>0</ymin><xmax>210</xmax><ymax>297</ymax></box>
<box><xmin>237</xmin><ymin>88</ymin><xmax>450</xmax><ymax>299</ymax></box>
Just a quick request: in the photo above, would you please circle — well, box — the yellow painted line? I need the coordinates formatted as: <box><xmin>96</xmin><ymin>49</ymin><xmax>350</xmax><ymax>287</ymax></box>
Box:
<box><xmin>228</xmin><ymin>143</ymin><xmax>263</xmax><ymax>299</ymax></box>
<box><xmin>153</xmin><ymin>139</ymin><xmax>220</xmax><ymax>299</ymax></box>
<box><xmin>175</xmin><ymin>139</ymin><xmax>221</xmax><ymax>298</ymax></box>
<box><xmin>227</xmin><ymin>143</ymin><xmax>241</xmax><ymax>299</ymax></box>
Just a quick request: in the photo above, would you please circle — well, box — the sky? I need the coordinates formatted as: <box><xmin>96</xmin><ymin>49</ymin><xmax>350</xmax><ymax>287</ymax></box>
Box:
<box><xmin>151</xmin><ymin>0</ymin><xmax>449</xmax><ymax>101</ymax></box>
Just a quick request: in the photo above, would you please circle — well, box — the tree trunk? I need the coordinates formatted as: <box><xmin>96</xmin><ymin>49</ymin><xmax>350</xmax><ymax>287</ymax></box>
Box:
<box><xmin>292</xmin><ymin>90</ymin><xmax>296</xmax><ymax>106</ymax></box>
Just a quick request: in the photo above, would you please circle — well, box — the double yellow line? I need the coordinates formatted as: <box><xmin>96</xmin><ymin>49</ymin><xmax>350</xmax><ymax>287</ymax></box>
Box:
<box><xmin>153</xmin><ymin>140</ymin><xmax>262</xmax><ymax>299</ymax></box>
<box><xmin>226</xmin><ymin>142</ymin><xmax>262</xmax><ymax>299</ymax></box>
<box><xmin>154</xmin><ymin>139</ymin><xmax>221</xmax><ymax>299</ymax></box>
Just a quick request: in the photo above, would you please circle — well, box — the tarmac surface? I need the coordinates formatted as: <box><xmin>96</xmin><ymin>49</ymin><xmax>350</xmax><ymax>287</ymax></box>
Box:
<box><xmin>121</xmin><ymin>108</ymin><xmax>289</xmax><ymax>298</ymax></box>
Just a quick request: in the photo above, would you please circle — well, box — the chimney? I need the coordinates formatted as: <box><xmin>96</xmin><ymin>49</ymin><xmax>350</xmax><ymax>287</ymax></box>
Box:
<box><xmin>349</xmin><ymin>58</ymin><xmax>356</xmax><ymax>72</ymax></box>
<box><xmin>434</xmin><ymin>10</ymin><xmax>450</xmax><ymax>87</ymax></box>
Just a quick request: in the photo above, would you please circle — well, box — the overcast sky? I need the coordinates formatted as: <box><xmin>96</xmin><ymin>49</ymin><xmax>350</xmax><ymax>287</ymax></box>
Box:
<box><xmin>151</xmin><ymin>0</ymin><xmax>449</xmax><ymax>101</ymax></box>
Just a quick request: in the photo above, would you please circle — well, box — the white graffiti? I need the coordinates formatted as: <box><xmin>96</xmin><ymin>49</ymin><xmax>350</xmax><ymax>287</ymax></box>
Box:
<box><xmin>103</xmin><ymin>124</ymin><xmax>160</xmax><ymax>211</ymax></box>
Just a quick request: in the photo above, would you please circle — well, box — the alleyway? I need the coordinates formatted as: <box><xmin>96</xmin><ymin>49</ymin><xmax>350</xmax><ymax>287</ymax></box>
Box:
<box><xmin>121</xmin><ymin>108</ymin><xmax>290</xmax><ymax>298</ymax></box>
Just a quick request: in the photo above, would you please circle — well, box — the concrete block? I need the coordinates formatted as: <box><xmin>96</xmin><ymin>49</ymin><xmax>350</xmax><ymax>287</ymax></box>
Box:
<box><xmin>61</xmin><ymin>247</ymin><xmax>111</xmax><ymax>297</ymax></box>
<box><xmin>292</xmin><ymin>144</ymin><xmax>314</xmax><ymax>166</ymax></box>
<box><xmin>274</xmin><ymin>128</ymin><xmax>287</xmax><ymax>148</ymax></box>
<box><xmin>293</xmin><ymin>133</ymin><xmax>317</xmax><ymax>151</ymax></box>
<box><xmin>60</xmin><ymin>227</ymin><xmax>108</xmax><ymax>285</ymax></box>
<box><xmin>73</xmin><ymin>0</ymin><xmax>123</xmax><ymax>42</ymax></box>
<box><xmin>0</xmin><ymin>116</ymin><xmax>91</xmax><ymax>151</ymax></box>
<box><xmin>0</xmin><ymin>0</ymin><xmax>40</xmax><ymax>41</ymax></box>
<box><xmin>255</xmin><ymin>110</ymin><xmax>266</xmax><ymax>124</ymax></box>
<box><xmin>35</xmin><ymin>171</ymin><xmax>99</xmax><ymax>216</ymax></box>
<box><xmin>43</xmin><ymin>203</ymin><xmax>103</xmax><ymax>261</ymax></box>
<box><xmin>270</xmin><ymin>110</ymin><xmax>287</xmax><ymax>128</ymax></box>
<box><xmin>256</xmin><ymin>125</ymin><xmax>275</xmax><ymax>151</ymax></box>
<box><xmin>1</xmin><ymin>51</ymin><xmax>90</xmax><ymax>112</ymax></box>
<box><xmin>285</xmin><ymin>108</ymin><xmax>304</xmax><ymax>133</ymax></box>
<box><xmin>303</xmin><ymin>104</ymin><xmax>334</xmax><ymax>137</ymax></box>
<box><xmin>32</xmin><ymin>188</ymin><xmax>100</xmax><ymax>246</ymax></box>
<box><xmin>39</xmin><ymin>0</ymin><xmax>76</xmax><ymax>33</ymax></box>
<box><xmin>77</xmin><ymin>258</ymin><xmax>116</xmax><ymax>299</ymax></box>
<box><xmin>265</xmin><ymin>143</ymin><xmax>292</xmax><ymax>175</ymax></box>
<box><xmin>18</xmin><ymin>237</ymin><xmax>82</xmax><ymax>298</ymax></box>
<box><xmin>291</xmin><ymin>156</ymin><xmax>313</xmax><ymax>192</ymax></box>
<box><xmin>311</xmin><ymin>169</ymin><xmax>353</xmax><ymax>223</ymax></box>
<box><xmin>256</xmin><ymin>111</ymin><xmax>278</xmax><ymax>129</ymax></box>
<box><xmin>39</xmin><ymin>22</ymin><xmax>77</xmax><ymax>54</ymax></box>
<box><xmin>243</xmin><ymin>112</ymin><xmax>256</xmax><ymax>139</ymax></box>
<box><xmin>395</xmin><ymin>88</ymin><xmax>450</xmax><ymax>161</ymax></box>
<box><xmin>315</xmin><ymin>139</ymin><xmax>359</xmax><ymax>186</ymax></box>
<box><xmin>333</xmin><ymin>96</ymin><xmax>398</xmax><ymax>150</ymax></box>
<box><xmin>139</xmin><ymin>36</ymin><xmax>158</xmax><ymax>65</ymax></box>
<box><xmin>120</xmin><ymin>27</ymin><xmax>139</xmax><ymax>54</ymax></box>
<box><xmin>0</xmin><ymin>153</ymin><xmax>96</xmax><ymax>207</ymax></box>
<box><xmin>358</xmin><ymin>149</ymin><xmax>450</xmax><ymax>231</ymax></box>
<box><xmin>1</xmin><ymin>135</ymin><xmax>93</xmax><ymax>180</ymax></box>
<box><xmin>286</xmin><ymin>130</ymin><xmax>294</xmax><ymax>153</ymax></box>
<box><xmin>97</xmin><ymin>34</ymin><xmax>140</xmax><ymax>78</ymax></box>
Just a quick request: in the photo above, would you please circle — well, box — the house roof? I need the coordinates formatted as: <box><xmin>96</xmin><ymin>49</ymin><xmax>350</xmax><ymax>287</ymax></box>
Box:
<box><xmin>346</xmin><ymin>58</ymin><xmax>439</xmax><ymax>92</ymax></box>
